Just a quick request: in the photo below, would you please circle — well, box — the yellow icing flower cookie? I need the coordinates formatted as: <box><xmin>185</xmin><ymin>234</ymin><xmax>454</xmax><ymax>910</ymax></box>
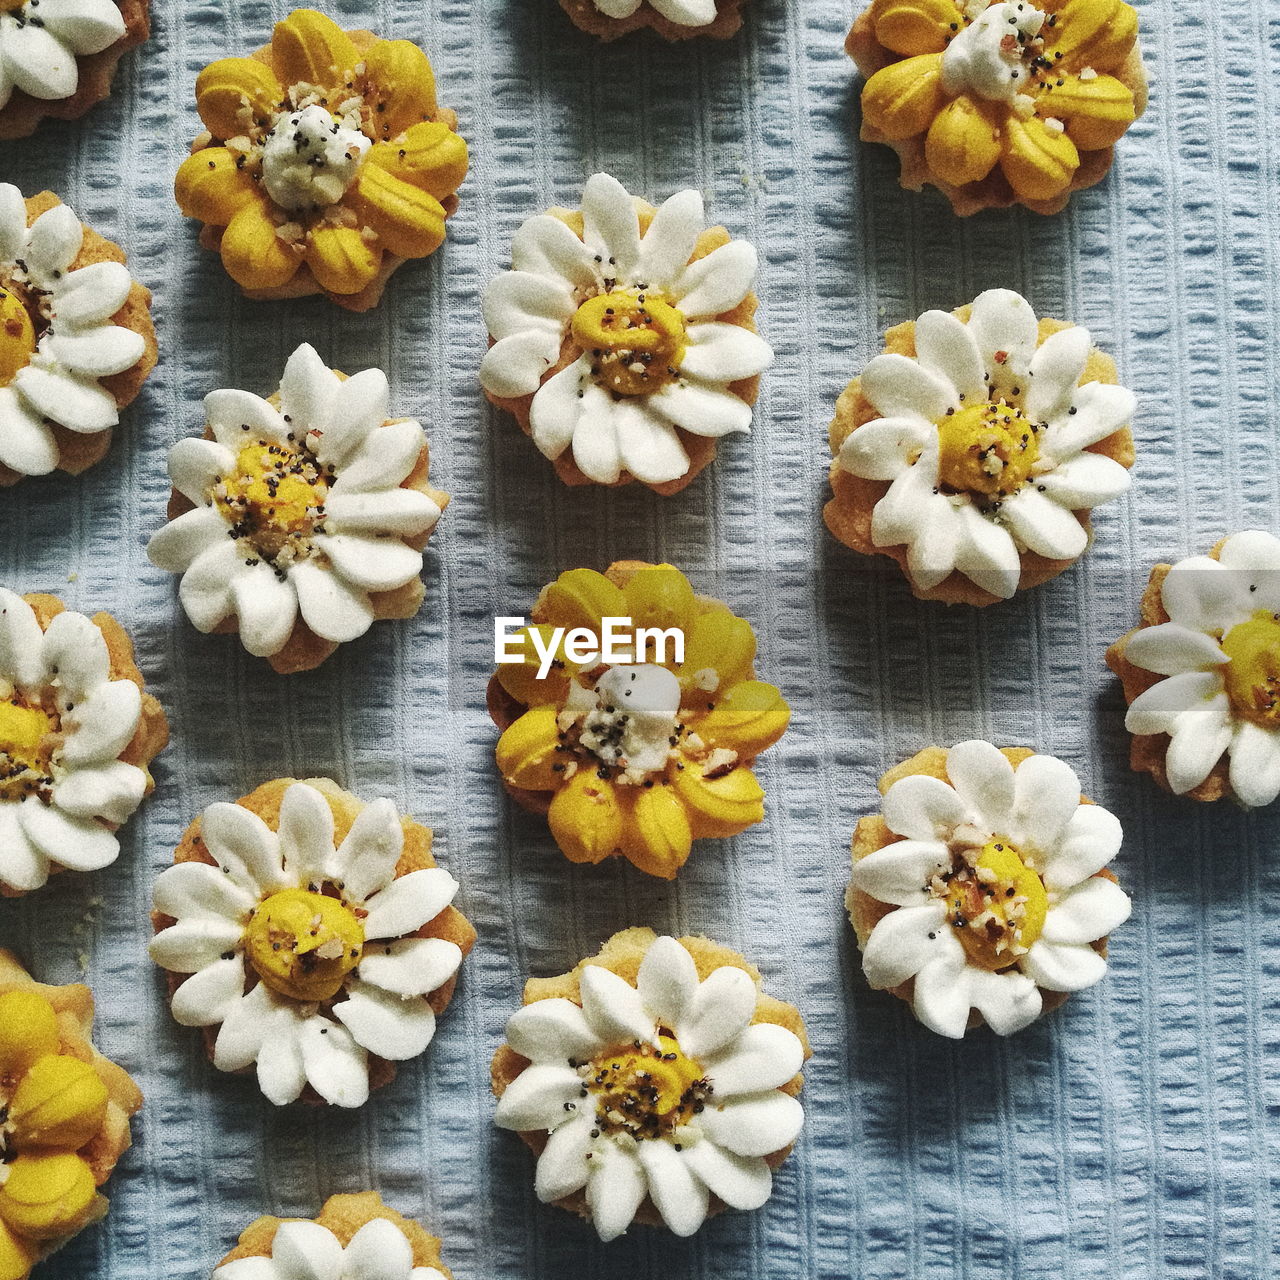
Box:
<box><xmin>487</xmin><ymin>562</ymin><xmax>790</xmax><ymax>879</ymax></box>
<box><xmin>848</xmin><ymin>0</ymin><xmax>1148</xmax><ymax>215</ymax></box>
<box><xmin>175</xmin><ymin>9</ymin><xmax>468</xmax><ymax>311</ymax></box>
<box><xmin>0</xmin><ymin>951</ymin><xmax>142</xmax><ymax>1280</ymax></box>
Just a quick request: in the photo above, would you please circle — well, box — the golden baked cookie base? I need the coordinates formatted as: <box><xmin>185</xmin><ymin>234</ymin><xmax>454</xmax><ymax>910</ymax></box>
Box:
<box><xmin>0</xmin><ymin>948</ymin><xmax>143</xmax><ymax>1261</ymax></box>
<box><xmin>189</xmin><ymin>29</ymin><xmax>461</xmax><ymax>314</ymax></box>
<box><xmin>559</xmin><ymin>0</ymin><xmax>745</xmax><ymax>41</ymax></box>
<box><xmin>153</xmin><ymin>777</ymin><xmax>476</xmax><ymax>1105</ymax></box>
<box><xmin>165</xmin><ymin>390</ymin><xmax>448</xmax><ymax>675</ymax></box>
<box><xmin>0</xmin><ymin>193</ymin><xmax>157</xmax><ymax>489</ymax></box>
<box><xmin>845</xmin><ymin>8</ymin><xmax>1149</xmax><ymax>217</ymax></box>
<box><xmin>484</xmin><ymin>203</ymin><xmax>762</xmax><ymax>496</ymax></box>
<box><xmin>1106</xmin><ymin>539</ymin><xmax>1236</xmax><ymax>803</ymax></box>
<box><xmin>0</xmin><ymin>593</ymin><xmax>168</xmax><ymax>900</ymax></box>
<box><xmin>845</xmin><ymin>746</ymin><xmax>1114</xmax><ymax>1032</ymax></box>
<box><xmin>490</xmin><ymin>926</ymin><xmax>809</xmax><ymax>1230</ymax></box>
<box><xmin>216</xmin><ymin>1191</ymin><xmax>454</xmax><ymax>1276</ymax></box>
<box><xmin>823</xmin><ymin>308</ymin><xmax>1136</xmax><ymax>606</ymax></box>
<box><xmin>0</xmin><ymin>0</ymin><xmax>150</xmax><ymax>140</ymax></box>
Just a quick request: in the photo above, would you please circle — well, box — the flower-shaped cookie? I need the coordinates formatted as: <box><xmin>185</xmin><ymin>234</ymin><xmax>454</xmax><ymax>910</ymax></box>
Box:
<box><xmin>559</xmin><ymin>0</ymin><xmax>746</xmax><ymax>41</ymax></box>
<box><xmin>480</xmin><ymin>173</ymin><xmax>773</xmax><ymax>493</ymax></box>
<box><xmin>147</xmin><ymin>343</ymin><xmax>448</xmax><ymax>675</ymax></box>
<box><xmin>0</xmin><ymin>187</ymin><xmax>157</xmax><ymax>485</ymax></box>
<box><xmin>213</xmin><ymin>1192</ymin><xmax>452</xmax><ymax>1280</ymax></box>
<box><xmin>176</xmin><ymin>8</ymin><xmax>468</xmax><ymax>311</ymax></box>
<box><xmin>0</xmin><ymin>0</ymin><xmax>148</xmax><ymax>140</ymax></box>
<box><xmin>149</xmin><ymin>778</ymin><xmax>475</xmax><ymax>1109</ymax></box>
<box><xmin>1107</xmin><ymin>531</ymin><xmax>1280</xmax><ymax>808</ymax></box>
<box><xmin>847</xmin><ymin>742</ymin><xmax>1131</xmax><ymax>1038</ymax></box>
<box><xmin>849</xmin><ymin>0</ymin><xmax>1147</xmax><ymax>215</ymax></box>
<box><xmin>492</xmin><ymin>929</ymin><xmax>808</xmax><ymax>1242</ymax></box>
<box><xmin>0</xmin><ymin>591</ymin><xmax>168</xmax><ymax>897</ymax></box>
<box><xmin>0</xmin><ymin>951</ymin><xmax>143</xmax><ymax>1280</ymax></box>
<box><xmin>489</xmin><ymin>562</ymin><xmax>790</xmax><ymax>879</ymax></box>
<box><xmin>824</xmin><ymin>289</ymin><xmax>1134</xmax><ymax>605</ymax></box>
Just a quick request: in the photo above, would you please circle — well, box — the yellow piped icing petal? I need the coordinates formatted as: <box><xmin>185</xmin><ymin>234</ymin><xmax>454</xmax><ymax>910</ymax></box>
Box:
<box><xmin>174</xmin><ymin>149</ymin><xmax>260</xmax><ymax>227</ymax></box>
<box><xmin>8</xmin><ymin>1055</ymin><xmax>110</xmax><ymax>1151</ymax></box>
<box><xmin>1047</xmin><ymin>73</ymin><xmax>1136</xmax><ymax>150</ymax></box>
<box><xmin>350</xmin><ymin>164</ymin><xmax>448</xmax><ymax>259</ymax></box>
<box><xmin>540</xmin><ymin>569</ymin><xmax>627</xmax><ymax>633</ymax></box>
<box><xmin>269</xmin><ymin>8</ymin><xmax>360</xmax><ymax>92</ymax></box>
<box><xmin>360</xmin><ymin>38</ymin><xmax>438</xmax><ymax>139</ymax></box>
<box><xmin>698</xmin><ymin>681</ymin><xmax>791</xmax><ymax>758</ymax></box>
<box><xmin>219</xmin><ymin>198</ymin><xmax>301</xmax><ymax>290</ymax></box>
<box><xmin>547</xmin><ymin>772</ymin><xmax>623</xmax><ymax>864</ymax></box>
<box><xmin>1000</xmin><ymin>113</ymin><xmax>1081</xmax><ymax>201</ymax></box>
<box><xmin>304</xmin><ymin>224</ymin><xmax>383</xmax><ymax>296</ymax></box>
<box><xmin>496</xmin><ymin>704</ymin><xmax>564</xmax><ymax>793</ymax></box>
<box><xmin>195</xmin><ymin>57</ymin><xmax>283</xmax><ymax>140</ymax></box>
<box><xmin>0</xmin><ymin>990</ymin><xmax>59</xmax><ymax>1076</ymax></box>
<box><xmin>870</xmin><ymin>0</ymin><xmax>956</xmax><ymax>56</ymax></box>
<box><xmin>621</xmin><ymin>565</ymin><xmax>698</xmax><ymax>635</ymax></box>
<box><xmin>495</xmin><ymin>625</ymin><xmax>573</xmax><ymax>707</ymax></box>
<box><xmin>677</xmin><ymin>610</ymin><xmax>756</xmax><ymax>691</ymax></box>
<box><xmin>0</xmin><ymin>1152</ymin><xmax>98</xmax><ymax>1241</ymax></box>
<box><xmin>924</xmin><ymin>94</ymin><xmax>1001</xmax><ymax>188</ymax></box>
<box><xmin>367</xmin><ymin>122</ymin><xmax>468</xmax><ymax>203</ymax></box>
<box><xmin>1045</xmin><ymin>0</ymin><xmax>1139</xmax><ymax>74</ymax></box>
<box><xmin>669</xmin><ymin>762</ymin><xmax>765</xmax><ymax>838</ymax></box>
<box><xmin>0</xmin><ymin>1218</ymin><xmax>35</xmax><ymax>1280</ymax></box>
<box><xmin>862</xmin><ymin>54</ymin><xmax>946</xmax><ymax>142</ymax></box>
<box><xmin>621</xmin><ymin>783</ymin><xmax>693</xmax><ymax>880</ymax></box>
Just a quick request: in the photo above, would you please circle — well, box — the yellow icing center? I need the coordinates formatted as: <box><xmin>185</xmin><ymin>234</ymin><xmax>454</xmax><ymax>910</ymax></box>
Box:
<box><xmin>0</xmin><ymin>288</ymin><xmax>35</xmax><ymax>389</ymax></box>
<box><xmin>244</xmin><ymin>888</ymin><xmax>364</xmax><ymax>1002</ymax></box>
<box><xmin>216</xmin><ymin>441</ymin><xmax>329</xmax><ymax>564</ymax></box>
<box><xmin>589</xmin><ymin>1033</ymin><xmax>709</xmax><ymax>1139</ymax></box>
<box><xmin>1221</xmin><ymin>610</ymin><xmax>1280</xmax><ymax>728</ymax></box>
<box><xmin>941</xmin><ymin>839</ymin><xmax>1048</xmax><ymax>971</ymax></box>
<box><xmin>0</xmin><ymin>701</ymin><xmax>56</xmax><ymax>803</ymax></box>
<box><xmin>571</xmin><ymin>290</ymin><xmax>686</xmax><ymax>397</ymax></box>
<box><xmin>937</xmin><ymin>400</ymin><xmax>1040</xmax><ymax>497</ymax></box>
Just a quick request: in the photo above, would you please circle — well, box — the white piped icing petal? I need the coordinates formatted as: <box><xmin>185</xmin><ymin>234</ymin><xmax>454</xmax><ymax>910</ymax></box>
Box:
<box><xmin>855</xmin><ymin>743</ymin><xmax>1129</xmax><ymax>1036</ymax></box>
<box><xmin>648</xmin><ymin>0</ymin><xmax>719</xmax><ymax>24</ymax></box>
<box><xmin>496</xmin><ymin>934</ymin><xmax>805</xmax><ymax>1241</ymax></box>
<box><xmin>333</xmin><ymin>981</ymin><xmax>437</xmax><ymax>1061</ymax></box>
<box><xmin>481</xmin><ymin>173</ymin><xmax>769</xmax><ymax>487</ymax></box>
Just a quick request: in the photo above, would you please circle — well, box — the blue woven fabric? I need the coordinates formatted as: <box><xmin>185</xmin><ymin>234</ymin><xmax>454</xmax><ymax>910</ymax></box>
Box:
<box><xmin>1</xmin><ymin>0</ymin><xmax>1277</xmax><ymax>1276</ymax></box>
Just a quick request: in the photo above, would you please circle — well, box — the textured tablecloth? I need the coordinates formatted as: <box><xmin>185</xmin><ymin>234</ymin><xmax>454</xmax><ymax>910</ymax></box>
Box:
<box><xmin>1</xmin><ymin>0</ymin><xmax>1277</xmax><ymax>1276</ymax></box>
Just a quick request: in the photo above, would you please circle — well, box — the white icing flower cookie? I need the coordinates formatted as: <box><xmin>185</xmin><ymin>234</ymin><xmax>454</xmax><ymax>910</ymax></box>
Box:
<box><xmin>0</xmin><ymin>0</ymin><xmax>148</xmax><ymax>140</ymax></box>
<box><xmin>150</xmin><ymin>778</ymin><xmax>475</xmax><ymax>1109</ymax></box>
<box><xmin>213</xmin><ymin>1191</ymin><xmax>453</xmax><ymax>1279</ymax></box>
<box><xmin>0</xmin><ymin>186</ymin><xmax>156</xmax><ymax>485</ymax></box>
<box><xmin>825</xmin><ymin>288</ymin><xmax>1135</xmax><ymax>605</ymax></box>
<box><xmin>847</xmin><ymin>742</ymin><xmax>1131</xmax><ymax>1038</ymax></box>
<box><xmin>1108</xmin><ymin>530</ymin><xmax>1280</xmax><ymax>807</ymax></box>
<box><xmin>0</xmin><ymin>591</ymin><xmax>167</xmax><ymax>897</ymax></box>
<box><xmin>492</xmin><ymin>928</ymin><xmax>808</xmax><ymax>1242</ymax></box>
<box><xmin>559</xmin><ymin>0</ymin><xmax>746</xmax><ymax>40</ymax></box>
<box><xmin>147</xmin><ymin>343</ymin><xmax>448</xmax><ymax>675</ymax></box>
<box><xmin>480</xmin><ymin>172</ymin><xmax>773</xmax><ymax>494</ymax></box>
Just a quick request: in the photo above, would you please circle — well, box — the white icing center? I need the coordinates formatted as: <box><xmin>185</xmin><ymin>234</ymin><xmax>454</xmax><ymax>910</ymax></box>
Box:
<box><xmin>261</xmin><ymin>104</ymin><xmax>371</xmax><ymax>213</ymax></box>
<box><xmin>579</xmin><ymin>665</ymin><xmax>681</xmax><ymax>776</ymax></box>
<box><xmin>942</xmin><ymin>1</ymin><xmax>1046</xmax><ymax>103</ymax></box>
